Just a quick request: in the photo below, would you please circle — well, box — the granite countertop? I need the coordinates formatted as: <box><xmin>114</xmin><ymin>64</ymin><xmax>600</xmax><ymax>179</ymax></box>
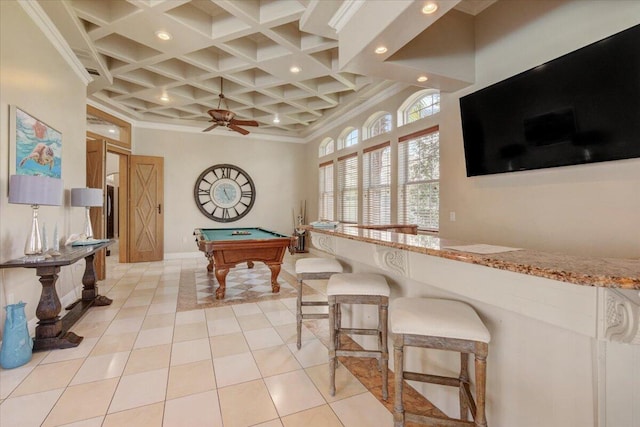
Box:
<box><xmin>305</xmin><ymin>225</ymin><xmax>640</xmax><ymax>290</ymax></box>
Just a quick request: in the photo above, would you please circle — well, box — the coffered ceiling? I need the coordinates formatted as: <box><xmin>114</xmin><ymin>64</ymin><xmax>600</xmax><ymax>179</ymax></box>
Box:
<box><xmin>36</xmin><ymin>0</ymin><xmax>496</xmax><ymax>139</ymax></box>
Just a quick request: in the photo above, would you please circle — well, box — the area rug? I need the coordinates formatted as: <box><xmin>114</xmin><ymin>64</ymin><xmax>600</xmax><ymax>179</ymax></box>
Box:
<box><xmin>177</xmin><ymin>262</ymin><xmax>301</xmax><ymax>311</ymax></box>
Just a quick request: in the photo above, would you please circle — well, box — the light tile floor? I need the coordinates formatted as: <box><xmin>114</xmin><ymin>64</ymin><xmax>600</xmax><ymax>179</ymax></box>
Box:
<box><xmin>0</xmin><ymin>255</ymin><xmax>396</xmax><ymax>427</ymax></box>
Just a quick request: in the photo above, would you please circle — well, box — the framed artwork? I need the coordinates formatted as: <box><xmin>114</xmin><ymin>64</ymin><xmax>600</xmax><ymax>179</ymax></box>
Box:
<box><xmin>9</xmin><ymin>105</ymin><xmax>62</xmax><ymax>178</ymax></box>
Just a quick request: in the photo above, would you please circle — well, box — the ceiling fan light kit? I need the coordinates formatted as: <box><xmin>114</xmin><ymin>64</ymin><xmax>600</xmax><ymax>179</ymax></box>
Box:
<box><xmin>203</xmin><ymin>77</ymin><xmax>259</xmax><ymax>135</ymax></box>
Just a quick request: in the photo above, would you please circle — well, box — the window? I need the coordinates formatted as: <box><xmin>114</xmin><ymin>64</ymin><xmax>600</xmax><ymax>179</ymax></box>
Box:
<box><xmin>319</xmin><ymin>138</ymin><xmax>335</xmax><ymax>157</ymax></box>
<box><xmin>363</xmin><ymin>142</ymin><xmax>391</xmax><ymax>224</ymax></box>
<box><xmin>364</xmin><ymin>112</ymin><xmax>392</xmax><ymax>140</ymax></box>
<box><xmin>337</xmin><ymin>154</ymin><xmax>358</xmax><ymax>223</ymax></box>
<box><xmin>318</xmin><ymin>161</ymin><xmax>334</xmax><ymax>221</ymax></box>
<box><xmin>398</xmin><ymin>126</ymin><xmax>439</xmax><ymax>230</ymax></box>
<box><xmin>398</xmin><ymin>90</ymin><xmax>441</xmax><ymax>126</ymax></box>
<box><xmin>338</xmin><ymin>127</ymin><xmax>358</xmax><ymax>149</ymax></box>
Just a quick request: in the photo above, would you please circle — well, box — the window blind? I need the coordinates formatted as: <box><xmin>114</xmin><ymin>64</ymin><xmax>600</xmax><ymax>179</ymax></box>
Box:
<box><xmin>363</xmin><ymin>142</ymin><xmax>391</xmax><ymax>225</ymax></box>
<box><xmin>337</xmin><ymin>153</ymin><xmax>358</xmax><ymax>223</ymax></box>
<box><xmin>398</xmin><ymin>127</ymin><xmax>440</xmax><ymax>230</ymax></box>
<box><xmin>318</xmin><ymin>161</ymin><xmax>334</xmax><ymax>221</ymax></box>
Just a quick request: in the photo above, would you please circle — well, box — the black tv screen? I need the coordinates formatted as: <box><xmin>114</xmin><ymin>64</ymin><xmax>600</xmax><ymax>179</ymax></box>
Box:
<box><xmin>460</xmin><ymin>24</ymin><xmax>640</xmax><ymax>177</ymax></box>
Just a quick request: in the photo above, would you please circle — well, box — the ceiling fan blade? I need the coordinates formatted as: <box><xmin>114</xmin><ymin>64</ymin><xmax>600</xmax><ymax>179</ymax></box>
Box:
<box><xmin>202</xmin><ymin>123</ymin><xmax>219</xmax><ymax>132</ymax></box>
<box><xmin>230</xmin><ymin>119</ymin><xmax>259</xmax><ymax>127</ymax></box>
<box><xmin>228</xmin><ymin>123</ymin><xmax>250</xmax><ymax>135</ymax></box>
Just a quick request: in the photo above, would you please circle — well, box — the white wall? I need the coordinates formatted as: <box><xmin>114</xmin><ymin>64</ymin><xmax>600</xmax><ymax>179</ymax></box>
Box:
<box><xmin>132</xmin><ymin>127</ymin><xmax>307</xmax><ymax>255</ymax></box>
<box><xmin>0</xmin><ymin>2</ymin><xmax>88</xmax><ymax>330</ymax></box>
<box><xmin>439</xmin><ymin>0</ymin><xmax>640</xmax><ymax>258</ymax></box>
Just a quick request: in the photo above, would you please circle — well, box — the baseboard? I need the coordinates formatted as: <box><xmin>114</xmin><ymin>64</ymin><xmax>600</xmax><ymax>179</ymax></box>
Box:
<box><xmin>164</xmin><ymin>251</ymin><xmax>201</xmax><ymax>260</ymax></box>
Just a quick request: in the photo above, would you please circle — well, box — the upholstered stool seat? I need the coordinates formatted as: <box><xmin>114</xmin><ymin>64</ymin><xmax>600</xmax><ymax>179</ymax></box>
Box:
<box><xmin>390</xmin><ymin>297</ymin><xmax>491</xmax><ymax>427</ymax></box>
<box><xmin>327</xmin><ymin>273</ymin><xmax>390</xmax><ymax>399</ymax></box>
<box><xmin>295</xmin><ymin>257</ymin><xmax>343</xmax><ymax>349</ymax></box>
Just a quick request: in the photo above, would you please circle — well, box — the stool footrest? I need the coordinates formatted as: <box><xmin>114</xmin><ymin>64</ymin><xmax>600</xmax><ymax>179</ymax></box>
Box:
<box><xmin>405</xmin><ymin>413</ymin><xmax>476</xmax><ymax>427</ymax></box>
<box><xmin>336</xmin><ymin>349</ymin><xmax>384</xmax><ymax>359</ymax></box>
<box><xmin>301</xmin><ymin>301</ymin><xmax>328</xmax><ymax>307</ymax></box>
<box><xmin>337</xmin><ymin>327</ymin><xmax>380</xmax><ymax>336</ymax></box>
<box><xmin>403</xmin><ymin>371</ymin><xmax>461</xmax><ymax>388</ymax></box>
<box><xmin>300</xmin><ymin>313</ymin><xmax>328</xmax><ymax>320</ymax></box>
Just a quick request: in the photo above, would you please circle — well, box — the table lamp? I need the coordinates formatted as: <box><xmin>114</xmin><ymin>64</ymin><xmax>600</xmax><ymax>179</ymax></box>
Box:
<box><xmin>71</xmin><ymin>188</ymin><xmax>103</xmax><ymax>239</ymax></box>
<box><xmin>8</xmin><ymin>174</ymin><xmax>63</xmax><ymax>256</ymax></box>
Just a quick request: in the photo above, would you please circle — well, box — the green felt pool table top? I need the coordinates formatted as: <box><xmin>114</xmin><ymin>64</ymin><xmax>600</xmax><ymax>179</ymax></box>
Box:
<box><xmin>195</xmin><ymin>227</ymin><xmax>289</xmax><ymax>241</ymax></box>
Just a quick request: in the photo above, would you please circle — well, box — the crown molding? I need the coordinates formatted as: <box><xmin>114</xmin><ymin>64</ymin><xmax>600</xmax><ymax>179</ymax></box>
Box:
<box><xmin>88</xmin><ymin>98</ymin><xmax>305</xmax><ymax>144</ymax></box>
<box><xmin>303</xmin><ymin>81</ymin><xmax>408</xmax><ymax>143</ymax></box>
<box><xmin>328</xmin><ymin>0</ymin><xmax>365</xmax><ymax>33</ymax></box>
<box><xmin>18</xmin><ymin>0</ymin><xmax>91</xmax><ymax>86</ymax></box>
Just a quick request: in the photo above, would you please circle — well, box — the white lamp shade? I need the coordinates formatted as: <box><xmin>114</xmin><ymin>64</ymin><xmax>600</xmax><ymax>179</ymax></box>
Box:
<box><xmin>71</xmin><ymin>188</ymin><xmax>103</xmax><ymax>207</ymax></box>
<box><xmin>9</xmin><ymin>174</ymin><xmax>63</xmax><ymax>206</ymax></box>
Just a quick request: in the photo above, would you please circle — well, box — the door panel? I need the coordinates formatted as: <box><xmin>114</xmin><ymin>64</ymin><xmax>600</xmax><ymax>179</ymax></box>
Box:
<box><xmin>130</xmin><ymin>155</ymin><xmax>164</xmax><ymax>262</ymax></box>
<box><xmin>86</xmin><ymin>139</ymin><xmax>106</xmax><ymax>279</ymax></box>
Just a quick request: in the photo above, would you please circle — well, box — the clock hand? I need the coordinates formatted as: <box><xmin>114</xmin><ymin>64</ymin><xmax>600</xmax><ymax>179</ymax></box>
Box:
<box><xmin>223</xmin><ymin>188</ymin><xmax>230</xmax><ymax>200</ymax></box>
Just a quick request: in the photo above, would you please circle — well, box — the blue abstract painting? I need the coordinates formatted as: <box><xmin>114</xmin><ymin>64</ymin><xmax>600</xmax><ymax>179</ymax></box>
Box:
<box><xmin>14</xmin><ymin>107</ymin><xmax>62</xmax><ymax>178</ymax></box>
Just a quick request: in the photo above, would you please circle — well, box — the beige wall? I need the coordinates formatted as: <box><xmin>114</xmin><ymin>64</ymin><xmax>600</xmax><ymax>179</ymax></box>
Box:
<box><xmin>133</xmin><ymin>127</ymin><xmax>307</xmax><ymax>255</ymax></box>
<box><xmin>307</xmin><ymin>0</ymin><xmax>640</xmax><ymax>259</ymax></box>
<box><xmin>440</xmin><ymin>0</ymin><xmax>640</xmax><ymax>258</ymax></box>
<box><xmin>0</xmin><ymin>2</ymin><xmax>88</xmax><ymax>326</ymax></box>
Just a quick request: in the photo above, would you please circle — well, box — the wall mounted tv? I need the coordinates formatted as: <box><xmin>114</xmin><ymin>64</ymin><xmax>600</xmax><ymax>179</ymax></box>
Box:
<box><xmin>459</xmin><ymin>24</ymin><xmax>640</xmax><ymax>177</ymax></box>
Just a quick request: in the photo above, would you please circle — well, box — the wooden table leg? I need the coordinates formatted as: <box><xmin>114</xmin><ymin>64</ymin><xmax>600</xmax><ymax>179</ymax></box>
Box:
<box><xmin>81</xmin><ymin>253</ymin><xmax>112</xmax><ymax>306</ymax></box>
<box><xmin>33</xmin><ymin>265</ymin><xmax>83</xmax><ymax>351</ymax></box>
<box><xmin>214</xmin><ymin>267</ymin><xmax>229</xmax><ymax>299</ymax></box>
<box><xmin>206</xmin><ymin>254</ymin><xmax>214</xmax><ymax>272</ymax></box>
<box><xmin>266</xmin><ymin>263</ymin><xmax>281</xmax><ymax>293</ymax></box>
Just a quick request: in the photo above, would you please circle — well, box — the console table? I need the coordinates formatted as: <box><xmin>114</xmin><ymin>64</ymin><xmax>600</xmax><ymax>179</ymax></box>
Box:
<box><xmin>0</xmin><ymin>241</ymin><xmax>113</xmax><ymax>351</ymax></box>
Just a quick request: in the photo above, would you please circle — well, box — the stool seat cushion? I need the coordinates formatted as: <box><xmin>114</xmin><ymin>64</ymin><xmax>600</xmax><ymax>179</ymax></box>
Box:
<box><xmin>390</xmin><ymin>298</ymin><xmax>490</xmax><ymax>343</ymax></box>
<box><xmin>296</xmin><ymin>258</ymin><xmax>343</xmax><ymax>275</ymax></box>
<box><xmin>327</xmin><ymin>273</ymin><xmax>390</xmax><ymax>297</ymax></box>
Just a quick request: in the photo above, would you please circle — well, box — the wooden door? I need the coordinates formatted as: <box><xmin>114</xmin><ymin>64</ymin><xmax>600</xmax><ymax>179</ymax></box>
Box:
<box><xmin>129</xmin><ymin>155</ymin><xmax>164</xmax><ymax>262</ymax></box>
<box><xmin>86</xmin><ymin>139</ymin><xmax>106</xmax><ymax>279</ymax></box>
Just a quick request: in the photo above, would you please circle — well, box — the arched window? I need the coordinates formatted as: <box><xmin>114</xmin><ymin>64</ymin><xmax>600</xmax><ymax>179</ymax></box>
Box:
<box><xmin>319</xmin><ymin>137</ymin><xmax>335</xmax><ymax>157</ymax></box>
<box><xmin>398</xmin><ymin>126</ymin><xmax>440</xmax><ymax>230</ymax></box>
<box><xmin>398</xmin><ymin>89</ymin><xmax>440</xmax><ymax>126</ymax></box>
<box><xmin>363</xmin><ymin>111</ymin><xmax>392</xmax><ymax>140</ymax></box>
<box><xmin>338</xmin><ymin>127</ymin><xmax>358</xmax><ymax>150</ymax></box>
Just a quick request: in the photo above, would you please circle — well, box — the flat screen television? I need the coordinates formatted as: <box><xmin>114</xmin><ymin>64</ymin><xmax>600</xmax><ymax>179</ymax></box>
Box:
<box><xmin>459</xmin><ymin>24</ymin><xmax>640</xmax><ymax>177</ymax></box>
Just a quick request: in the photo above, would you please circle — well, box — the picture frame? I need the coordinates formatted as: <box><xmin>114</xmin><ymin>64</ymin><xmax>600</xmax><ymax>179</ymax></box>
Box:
<box><xmin>9</xmin><ymin>105</ymin><xmax>62</xmax><ymax>178</ymax></box>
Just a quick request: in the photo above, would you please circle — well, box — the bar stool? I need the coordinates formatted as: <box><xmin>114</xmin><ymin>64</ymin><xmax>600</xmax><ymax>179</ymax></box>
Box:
<box><xmin>295</xmin><ymin>257</ymin><xmax>343</xmax><ymax>349</ymax></box>
<box><xmin>327</xmin><ymin>273</ymin><xmax>390</xmax><ymax>399</ymax></box>
<box><xmin>390</xmin><ymin>297</ymin><xmax>490</xmax><ymax>427</ymax></box>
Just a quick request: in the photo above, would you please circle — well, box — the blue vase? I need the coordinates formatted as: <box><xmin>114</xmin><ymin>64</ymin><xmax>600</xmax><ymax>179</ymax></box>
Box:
<box><xmin>0</xmin><ymin>302</ymin><xmax>33</xmax><ymax>369</ymax></box>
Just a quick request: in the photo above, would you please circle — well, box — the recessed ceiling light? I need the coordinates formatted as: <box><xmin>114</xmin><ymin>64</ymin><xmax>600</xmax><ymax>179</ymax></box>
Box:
<box><xmin>290</xmin><ymin>66</ymin><xmax>301</xmax><ymax>73</ymax></box>
<box><xmin>417</xmin><ymin>76</ymin><xmax>428</xmax><ymax>82</ymax></box>
<box><xmin>160</xmin><ymin>94</ymin><xmax>170</xmax><ymax>102</ymax></box>
<box><xmin>108</xmin><ymin>128</ymin><xmax>116</xmax><ymax>134</ymax></box>
<box><xmin>155</xmin><ymin>30</ymin><xmax>172</xmax><ymax>41</ymax></box>
<box><xmin>375</xmin><ymin>46</ymin><xmax>388</xmax><ymax>55</ymax></box>
<box><xmin>273</xmin><ymin>116</ymin><xmax>280</xmax><ymax>124</ymax></box>
<box><xmin>422</xmin><ymin>2</ymin><xmax>438</xmax><ymax>14</ymax></box>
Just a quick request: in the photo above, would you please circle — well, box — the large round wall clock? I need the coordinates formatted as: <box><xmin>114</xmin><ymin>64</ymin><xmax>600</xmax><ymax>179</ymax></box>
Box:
<box><xmin>194</xmin><ymin>164</ymin><xmax>256</xmax><ymax>222</ymax></box>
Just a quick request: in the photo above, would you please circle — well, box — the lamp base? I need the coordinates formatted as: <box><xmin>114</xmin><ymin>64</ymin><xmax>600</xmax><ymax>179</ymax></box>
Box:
<box><xmin>83</xmin><ymin>206</ymin><xmax>94</xmax><ymax>239</ymax></box>
<box><xmin>24</xmin><ymin>205</ymin><xmax>43</xmax><ymax>256</ymax></box>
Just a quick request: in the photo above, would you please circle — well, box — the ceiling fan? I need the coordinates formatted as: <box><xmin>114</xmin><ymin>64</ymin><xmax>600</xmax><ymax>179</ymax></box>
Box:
<box><xmin>203</xmin><ymin>77</ymin><xmax>259</xmax><ymax>135</ymax></box>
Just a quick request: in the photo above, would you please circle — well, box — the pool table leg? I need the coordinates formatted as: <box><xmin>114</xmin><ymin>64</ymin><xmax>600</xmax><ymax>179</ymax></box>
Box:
<box><xmin>247</xmin><ymin>261</ymin><xmax>254</xmax><ymax>269</ymax></box>
<box><xmin>214</xmin><ymin>267</ymin><xmax>229</xmax><ymax>299</ymax></box>
<box><xmin>266</xmin><ymin>263</ymin><xmax>281</xmax><ymax>293</ymax></box>
<box><xmin>206</xmin><ymin>255</ymin><xmax>214</xmax><ymax>272</ymax></box>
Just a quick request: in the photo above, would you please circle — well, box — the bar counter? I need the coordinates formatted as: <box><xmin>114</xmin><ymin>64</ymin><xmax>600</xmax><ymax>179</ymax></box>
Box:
<box><xmin>306</xmin><ymin>224</ymin><xmax>639</xmax><ymax>289</ymax></box>
<box><xmin>304</xmin><ymin>224</ymin><xmax>639</xmax><ymax>426</ymax></box>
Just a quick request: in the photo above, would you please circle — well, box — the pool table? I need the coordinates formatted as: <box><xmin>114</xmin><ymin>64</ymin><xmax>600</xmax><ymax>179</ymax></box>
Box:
<box><xmin>194</xmin><ymin>227</ymin><xmax>296</xmax><ymax>299</ymax></box>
